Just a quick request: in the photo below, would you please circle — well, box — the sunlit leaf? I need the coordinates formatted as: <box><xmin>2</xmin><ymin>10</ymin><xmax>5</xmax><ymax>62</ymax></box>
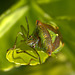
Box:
<box><xmin>0</xmin><ymin>0</ymin><xmax>75</xmax><ymax>75</ymax></box>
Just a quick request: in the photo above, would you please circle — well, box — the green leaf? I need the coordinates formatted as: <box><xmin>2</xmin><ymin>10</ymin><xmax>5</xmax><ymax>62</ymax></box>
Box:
<box><xmin>0</xmin><ymin>0</ymin><xmax>75</xmax><ymax>75</ymax></box>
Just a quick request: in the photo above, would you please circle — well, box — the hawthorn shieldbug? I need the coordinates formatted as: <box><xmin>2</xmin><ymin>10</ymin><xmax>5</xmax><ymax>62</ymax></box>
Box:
<box><xmin>6</xmin><ymin>17</ymin><xmax>64</xmax><ymax>65</ymax></box>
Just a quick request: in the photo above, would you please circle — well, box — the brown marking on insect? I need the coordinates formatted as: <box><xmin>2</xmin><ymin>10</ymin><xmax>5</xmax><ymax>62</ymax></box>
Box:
<box><xmin>36</xmin><ymin>20</ymin><xmax>59</xmax><ymax>34</ymax></box>
<box><xmin>36</xmin><ymin>20</ymin><xmax>53</xmax><ymax>56</ymax></box>
<box><xmin>36</xmin><ymin>20</ymin><xmax>64</xmax><ymax>56</ymax></box>
<box><xmin>52</xmin><ymin>36</ymin><xmax>60</xmax><ymax>51</ymax></box>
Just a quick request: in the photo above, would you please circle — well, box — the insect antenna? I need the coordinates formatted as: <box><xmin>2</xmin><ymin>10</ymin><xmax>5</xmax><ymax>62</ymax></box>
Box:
<box><xmin>25</xmin><ymin>16</ymin><xmax>29</xmax><ymax>39</ymax></box>
<box><xmin>13</xmin><ymin>32</ymin><xmax>23</xmax><ymax>49</ymax></box>
<box><xmin>20</xmin><ymin>25</ymin><xmax>27</xmax><ymax>40</ymax></box>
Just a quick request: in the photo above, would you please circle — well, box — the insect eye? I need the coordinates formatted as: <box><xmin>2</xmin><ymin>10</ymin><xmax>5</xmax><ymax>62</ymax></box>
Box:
<box><xmin>48</xmin><ymin>52</ymin><xmax>51</xmax><ymax>56</ymax></box>
<box><xmin>36</xmin><ymin>20</ymin><xmax>39</xmax><ymax>25</ymax></box>
<box><xmin>36</xmin><ymin>20</ymin><xmax>42</xmax><ymax>26</ymax></box>
<box><xmin>29</xmin><ymin>36</ymin><xmax>32</xmax><ymax>38</ymax></box>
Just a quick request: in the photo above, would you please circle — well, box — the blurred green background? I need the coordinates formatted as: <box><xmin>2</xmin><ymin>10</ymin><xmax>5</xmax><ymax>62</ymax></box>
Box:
<box><xmin>0</xmin><ymin>0</ymin><xmax>75</xmax><ymax>75</ymax></box>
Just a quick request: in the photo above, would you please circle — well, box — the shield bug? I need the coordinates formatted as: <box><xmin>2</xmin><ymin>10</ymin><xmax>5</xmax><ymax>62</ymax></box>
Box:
<box><xmin>6</xmin><ymin>17</ymin><xmax>64</xmax><ymax>65</ymax></box>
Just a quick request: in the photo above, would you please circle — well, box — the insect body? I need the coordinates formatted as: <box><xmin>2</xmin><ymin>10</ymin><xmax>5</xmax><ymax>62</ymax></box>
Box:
<box><xmin>6</xmin><ymin>17</ymin><xmax>64</xmax><ymax>65</ymax></box>
<box><xmin>27</xmin><ymin>20</ymin><xmax>64</xmax><ymax>56</ymax></box>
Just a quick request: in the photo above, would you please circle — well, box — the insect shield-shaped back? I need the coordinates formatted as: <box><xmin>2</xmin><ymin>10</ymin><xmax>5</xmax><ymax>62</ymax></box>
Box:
<box><xmin>36</xmin><ymin>20</ymin><xmax>64</xmax><ymax>56</ymax></box>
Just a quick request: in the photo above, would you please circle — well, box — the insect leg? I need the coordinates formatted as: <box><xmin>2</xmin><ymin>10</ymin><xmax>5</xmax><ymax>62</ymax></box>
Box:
<box><xmin>30</xmin><ymin>47</ymin><xmax>41</xmax><ymax>64</ymax></box>
<box><xmin>13</xmin><ymin>32</ymin><xmax>24</xmax><ymax>49</ymax></box>
<box><xmin>27</xmin><ymin>58</ymin><xmax>36</xmax><ymax>65</ymax></box>
<box><xmin>47</xmin><ymin>45</ymin><xmax>52</xmax><ymax>56</ymax></box>
<box><xmin>20</xmin><ymin>25</ymin><xmax>27</xmax><ymax>40</ymax></box>
<box><xmin>25</xmin><ymin>16</ymin><xmax>29</xmax><ymax>39</ymax></box>
<box><xmin>38</xmin><ymin>37</ymin><xmax>42</xmax><ymax>48</ymax></box>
